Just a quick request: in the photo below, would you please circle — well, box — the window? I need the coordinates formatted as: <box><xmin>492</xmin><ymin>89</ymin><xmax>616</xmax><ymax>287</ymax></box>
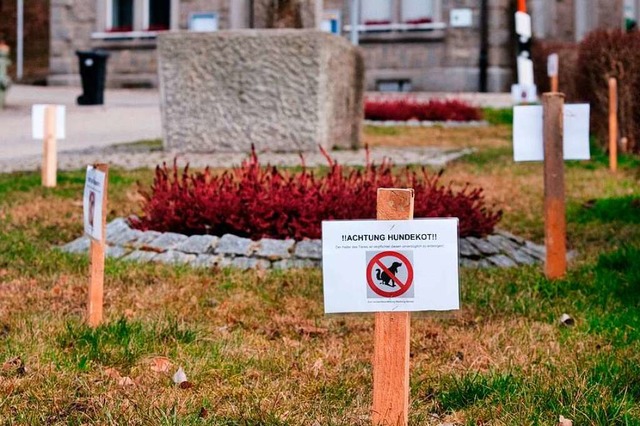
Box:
<box><xmin>103</xmin><ymin>0</ymin><xmax>174</xmax><ymax>34</ymax></box>
<box><xmin>146</xmin><ymin>0</ymin><xmax>171</xmax><ymax>31</ymax></box>
<box><xmin>109</xmin><ymin>0</ymin><xmax>133</xmax><ymax>32</ymax></box>
<box><xmin>402</xmin><ymin>0</ymin><xmax>433</xmax><ymax>24</ymax></box>
<box><xmin>362</xmin><ymin>0</ymin><xmax>392</xmax><ymax>25</ymax></box>
<box><xmin>359</xmin><ymin>0</ymin><xmax>441</xmax><ymax>31</ymax></box>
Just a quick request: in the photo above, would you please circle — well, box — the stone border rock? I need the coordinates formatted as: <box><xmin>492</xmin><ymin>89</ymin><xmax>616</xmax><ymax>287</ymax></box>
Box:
<box><xmin>59</xmin><ymin>218</ymin><xmax>549</xmax><ymax>271</ymax></box>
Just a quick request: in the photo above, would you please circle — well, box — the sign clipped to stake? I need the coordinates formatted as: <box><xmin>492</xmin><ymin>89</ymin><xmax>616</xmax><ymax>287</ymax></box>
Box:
<box><xmin>512</xmin><ymin>93</ymin><xmax>585</xmax><ymax>279</ymax></box>
<box><xmin>83</xmin><ymin>164</ymin><xmax>109</xmax><ymax>327</ymax></box>
<box><xmin>322</xmin><ymin>188</ymin><xmax>459</xmax><ymax>425</ymax></box>
<box><xmin>32</xmin><ymin>104</ymin><xmax>65</xmax><ymax>187</ymax></box>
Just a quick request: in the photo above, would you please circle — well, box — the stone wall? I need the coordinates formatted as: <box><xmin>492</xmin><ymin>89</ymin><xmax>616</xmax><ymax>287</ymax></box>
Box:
<box><xmin>61</xmin><ymin>218</ymin><xmax>550</xmax><ymax>270</ymax></box>
<box><xmin>157</xmin><ymin>29</ymin><xmax>364</xmax><ymax>153</ymax></box>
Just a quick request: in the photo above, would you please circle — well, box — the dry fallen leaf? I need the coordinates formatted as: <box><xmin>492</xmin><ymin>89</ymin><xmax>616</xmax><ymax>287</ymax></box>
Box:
<box><xmin>149</xmin><ymin>357</ymin><xmax>172</xmax><ymax>373</ymax></box>
<box><xmin>118</xmin><ymin>376</ymin><xmax>135</xmax><ymax>387</ymax></box>
<box><xmin>311</xmin><ymin>358</ymin><xmax>324</xmax><ymax>378</ymax></box>
<box><xmin>172</xmin><ymin>366</ymin><xmax>187</xmax><ymax>385</ymax></box>
<box><xmin>558</xmin><ymin>415</ymin><xmax>573</xmax><ymax>426</ymax></box>
<box><xmin>104</xmin><ymin>367</ymin><xmax>122</xmax><ymax>380</ymax></box>
<box><xmin>2</xmin><ymin>357</ymin><xmax>26</xmax><ymax>375</ymax></box>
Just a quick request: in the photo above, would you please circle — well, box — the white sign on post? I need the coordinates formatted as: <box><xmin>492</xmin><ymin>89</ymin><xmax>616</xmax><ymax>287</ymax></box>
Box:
<box><xmin>513</xmin><ymin>104</ymin><xmax>591</xmax><ymax>162</ymax></box>
<box><xmin>83</xmin><ymin>165</ymin><xmax>107</xmax><ymax>241</ymax></box>
<box><xmin>547</xmin><ymin>53</ymin><xmax>559</xmax><ymax>77</ymax></box>
<box><xmin>322</xmin><ymin>219</ymin><xmax>460</xmax><ymax>313</ymax></box>
<box><xmin>32</xmin><ymin>104</ymin><xmax>66</xmax><ymax>139</ymax></box>
<box><xmin>515</xmin><ymin>11</ymin><xmax>532</xmax><ymax>39</ymax></box>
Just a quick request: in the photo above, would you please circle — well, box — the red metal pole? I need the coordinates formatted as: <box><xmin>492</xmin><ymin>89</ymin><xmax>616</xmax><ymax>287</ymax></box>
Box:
<box><xmin>518</xmin><ymin>0</ymin><xmax>527</xmax><ymax>13</ymax></box>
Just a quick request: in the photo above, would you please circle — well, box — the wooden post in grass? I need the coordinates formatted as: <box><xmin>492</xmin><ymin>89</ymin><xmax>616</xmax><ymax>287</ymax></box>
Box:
<box><xmin>542</xmin><ymin>93</ymin><xmax>566</xmax><ymax>279</ymax></box>
<box><xmin>42</xmin><ymin>105</ymin><xmax>57</xmax><ymax>187</ymax></box>
<box><xmin>609</xmin><ymin>77</ymin><xmax>618</xmax><ymax>172</ymax></box>
<box><xmin>372</xmin><ymin>188</ymin><xmax>414</xmax><ymax>426</ymax></box>
<box><xmin>87</xmin><ymin>164</ymin><xmax>109</xmax><ymax>327</ymax></box>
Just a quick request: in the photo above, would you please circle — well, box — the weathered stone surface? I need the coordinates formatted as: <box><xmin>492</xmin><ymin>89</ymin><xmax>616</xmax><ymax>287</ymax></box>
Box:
<box><xmin>106</xmin><ymin>245</ymin><xmax>131</xmax><ymax>259</ymax></box>
<box><xmin>176</xmin><ymin>235</ymin><xmax>219</xmax><ymax>254</ymax></box>
<box><xmin>154</xmin><ymin>250</ymin><xmax>196</xmax><ymax>265</ymax></box>
<box><xmin>495</xmin><ymin>229</ymin><xmax>526</xmax><ymax>245</ymax></box>
<box><xmin>508</xmin><ymin>248</ymin><xmax>537</xmax><ymax>265</ymax></box>
<box><xmin>216</xmin><ymin>234</ymin><xmax>255</xmax><ymax>257</ymax></box>
<box><xmin>477</xmin><ymin>259</ymin><xmax>493</xmax><ymax>268</ymax></box>
<box><xmin>487</xmin><ymin>234</ymin><xmax>520</xmax><ymax>253</ymax></box>
<box><xmin>458</xmin><ymin>238</ymin><xmax>481</xmax><ymax>258</ymax></box>
<box><xmin>130</xmin><ymin>231</ymin><xmax>163</xmax><ymax>248</ymax></box>
<box><xmin>60</xmin><ymin>236</ymin><xmax>90</xmax><ymax>254</ymax></box>
<box><xmin>105</xmin><ymin>218</ymin><xmax>131</xmax><ymax>242</ymax></box>
<box><xmin>145</xmin><ymin>232</ymin><xmax>188</xmax><ymax>252</ymax></box>
<box><xmin>157</xmin><ymin>30</ymin><xmax>364</xmax><ymax>153</ymax></box>
<box><xmin>191</xmin><ymin>254</ymin><xmax>222</xmax><ymax>269</ymax></box>
<box><xmin>294</xmin><ymin>240</ymin><xmax>322</xmax><ymax>260</ymax></box>
<box><xmin>459</xmin><ymin>258</ymin><xmax>478</xmax><ymax>268</ymax></box>
<box><xmin>109</xmin><ymin>228</ymin><xmax>144</xmax><ymax>246</ymax></box>
<box><xmin>273</xmin><ymin>259</ymin><xmax>318</xmax><ymax>270</ymax></box>
<box><xmin>231</xmin><ymin>257</ymin><xmax>270</xmax><ymax>270</ymax></box>
<box><xmin>256</xmin><ymin>238</ymin><xmax>295</xmax><ymax>260</ymax></box>
<box><xmin>487</xmin><ymin>254</ymin><xmax>518</xmax><ymax>268</ymax></box>
<box><xmin>467</xmin><ymin>236</ymin><xmax>500</xmax><ymax>256</ymax></box>
<box><xmin>522</xmin><ymin>241</ymin><xmax>546</xmax><ymax>260</ymax></box>
<box><xmin>122</xmin><ymin>250</ymin><xmax>158</xmax><ymax>262</ymax></box>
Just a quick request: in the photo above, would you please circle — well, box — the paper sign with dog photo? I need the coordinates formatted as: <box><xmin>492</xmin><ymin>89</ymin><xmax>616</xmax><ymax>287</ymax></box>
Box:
<box><xmin>83</xmin><ymin>165</ymin><xmax>106</xmax><ymax>241</ymax></box>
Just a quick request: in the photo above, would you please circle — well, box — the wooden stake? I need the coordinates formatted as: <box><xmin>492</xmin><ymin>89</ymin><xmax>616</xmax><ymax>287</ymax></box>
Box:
<box><xmin>550</xmin><ymin>74</ymin><xmax>558</xmax><ymax>93</ymax></box>
<box><xmin>88</xmin><ymin>164</ymin><xmax>109</xmax><ymax>328</ymax></box>
<box><xmin>372</xmin><ymin>188</ymin><xmax>414</xmax><ymax>426</ymax></box>
<box><xmin>609</xmin><ymin>77</ymin><xmax>618</xmax><ymax>172</ymax></box>
<box><xmin>542</xmin><ymin>93</ymin><xmax>566</xmax><ymax>279</ymax></box>
<box><xmin>42</xmin><ymin>105</ymin><xmax>57</xmax><ymax>187</ymax></box>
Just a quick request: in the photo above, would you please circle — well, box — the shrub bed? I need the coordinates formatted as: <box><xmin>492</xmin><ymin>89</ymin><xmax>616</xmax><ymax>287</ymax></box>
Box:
<box><xmin>364</xmin><ymin>98</ymin><xmax>482</xmax><ymax>122</ymax></box>
<box><xmin>132</xmin><ymin>149</ymin><xmax>502</xmax><ymax>240</ymax></box>
<box><xmin>575</xmin><ymin>29</ymin><xmax>640</xmax><ymax>154</ymax></box>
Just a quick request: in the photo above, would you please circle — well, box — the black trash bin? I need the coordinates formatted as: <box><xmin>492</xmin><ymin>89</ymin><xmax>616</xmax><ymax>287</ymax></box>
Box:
<box><xmin>76</xmin><ymin>50</ymin><xmax>110</xmax><ymax>105</ymax></box>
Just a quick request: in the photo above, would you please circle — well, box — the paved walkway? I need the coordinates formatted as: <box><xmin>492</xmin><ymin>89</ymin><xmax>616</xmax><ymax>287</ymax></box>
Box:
<box><xmin>0</xmin><ymin>84</ymin><xmax>511</xmax><ymax>172</ymax></box>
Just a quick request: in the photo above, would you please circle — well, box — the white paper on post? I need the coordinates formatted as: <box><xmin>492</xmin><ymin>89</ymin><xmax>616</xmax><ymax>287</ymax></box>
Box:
<box><xmin>513</xmin><ymin>104</ymin><xmax>591</xmax><ymax>162</ymax></box>
<box><xmin>511</xmin><ymin>83</ymin><xmax>538</xmax><ymax>103</ymax></box>
<box><xmin>83</xmin><ymin>166</ymin><xmax>107</xmax><ymax>241</ymax></box>
<box><xmin>32</xmin><ymin>104</ymin><xmax>66</xmax><ymax>139</ymax></box>
<box><xmin>517</xmin><ymin>56</ymin><xmax>535</xmax><ymax>86</ymax></box>
<box><xmin>547</xmin><ymin>53</ymin><xmax>559</xmax><ymax>77</ymax></box>
<box><xmin>515</xmin><ymin>12</ymin><xmax>532</xmax><ymax>39</ymax></box>
<box><xmin>322</xmin><ymin>219</ymin><xmax>460</xmax><ymax>314</ymax></box>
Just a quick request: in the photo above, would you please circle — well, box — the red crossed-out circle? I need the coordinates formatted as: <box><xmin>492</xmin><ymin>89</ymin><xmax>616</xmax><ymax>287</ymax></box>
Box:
<box><xmin>366</xmin><ymin>251</ymin><xmax>414</xmax><ymax>298</ymax></box>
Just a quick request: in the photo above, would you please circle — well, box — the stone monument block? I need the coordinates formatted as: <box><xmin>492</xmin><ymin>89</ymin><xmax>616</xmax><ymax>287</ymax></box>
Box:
<box><xmin>157</xmin><ymin>30</ymin><xmax>364</xmax><ymax>153</ymax></box>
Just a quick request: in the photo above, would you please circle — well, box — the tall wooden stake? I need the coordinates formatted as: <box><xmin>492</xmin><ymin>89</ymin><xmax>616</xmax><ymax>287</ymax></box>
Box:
<box><xmin>550</xmin><ymin>74</ymin><xmax>558</xmax><ymax>93</ymax></box>
<box><xmin>372</xmin><ymin>188</ymin><xmax>414</xmax><ymax>426</ymax></box>
<box><xmin>542</xmin><ymin>93</ymin><xmax>566</xmax><ymax>279</ymax></box>
<box><xmin>42</xmin><ymin>105</ymin><xmax>57</xmax><ymax>187</ymax></box>
<box><xmin>608</xmin><ymin>77</ymin><xmax>618</xmax><ymax>172</ymax></box>
<box><xmin>88</xmin><ymin>164</ymin><xmax>109</xmax><ymax>328</ymax></box>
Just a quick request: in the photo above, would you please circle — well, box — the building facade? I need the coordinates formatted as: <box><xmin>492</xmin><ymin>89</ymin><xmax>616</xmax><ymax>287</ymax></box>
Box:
<box><xmin>49</xmin><ymin>0</ymin><xmax>624</xmax><ymax>91</ymax></box>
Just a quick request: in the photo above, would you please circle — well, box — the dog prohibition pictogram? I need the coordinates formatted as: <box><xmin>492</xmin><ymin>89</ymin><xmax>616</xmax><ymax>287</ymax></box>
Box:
<box><xmin>366</xmin><ymin>251</ymin><xmax>414</xmax><ymax>298</ymax></box>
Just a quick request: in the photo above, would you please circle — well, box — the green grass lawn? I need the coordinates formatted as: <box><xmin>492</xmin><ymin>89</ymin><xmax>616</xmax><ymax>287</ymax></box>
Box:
<box><xmin>0</xmin><ymin>128</ymin><xmax>639</xmax><ymax>424</ymax></box>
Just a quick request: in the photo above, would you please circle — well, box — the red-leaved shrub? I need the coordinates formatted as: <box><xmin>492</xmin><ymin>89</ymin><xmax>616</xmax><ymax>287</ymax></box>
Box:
<box><xmin>364</xmin><ymin>98</ymin><xmax>482</xmax><ymax>122</ymax></box>
<box><xmin>132</xmin><ymin>149</ymin><xmax>502</xmax><ymax>240</ymax></box>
